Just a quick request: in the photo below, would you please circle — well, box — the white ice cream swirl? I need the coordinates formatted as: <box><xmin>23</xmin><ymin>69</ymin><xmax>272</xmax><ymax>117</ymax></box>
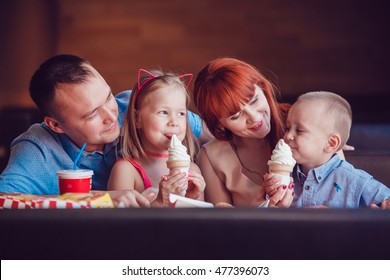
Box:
<box><xmin>267</xmin><ymin>139</ymin><xmax>296</xmax><ymax>166</ymax></box>
<box><xmin>168</xmin><ymin>134</ymin><xmax>190</xmax><ymax>161</ymax></box>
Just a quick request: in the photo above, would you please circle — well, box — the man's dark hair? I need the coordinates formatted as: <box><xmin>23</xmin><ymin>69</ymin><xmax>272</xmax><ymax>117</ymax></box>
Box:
<box><xmin>29</xmin><ymin>54</ymin><xmax>93</xmax><ymax>117</ymax></box>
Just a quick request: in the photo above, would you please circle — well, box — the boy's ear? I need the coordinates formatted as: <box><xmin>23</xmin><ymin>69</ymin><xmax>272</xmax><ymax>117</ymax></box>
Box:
<box><xmin>325</xmin><ymin>133</ymin><xmax>341</xmax><ymax>153</ymax></box>
<box><xmin>44</xmin><ymin>116</ymin><xmax>65</xmax><ymax>134</ymax></box>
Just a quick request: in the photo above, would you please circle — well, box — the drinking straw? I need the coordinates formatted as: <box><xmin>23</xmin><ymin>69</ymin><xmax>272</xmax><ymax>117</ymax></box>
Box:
<box><xmin>73</xmin><ymin>143</ymin><xmax>87</xmax><ymax>170</ymax></box>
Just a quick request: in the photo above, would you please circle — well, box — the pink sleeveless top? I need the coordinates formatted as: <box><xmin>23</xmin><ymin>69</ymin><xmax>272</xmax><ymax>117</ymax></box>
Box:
<box><xmin>117</xmin><ymin>158</ymin><xmax>152</xmax><ymax>189</ymax></box>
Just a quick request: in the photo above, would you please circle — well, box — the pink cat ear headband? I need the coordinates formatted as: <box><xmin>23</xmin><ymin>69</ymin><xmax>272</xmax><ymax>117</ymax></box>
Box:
<box><xmin>135</xmin><ymin>68</ymin><xmax>193</xmax><ymax>100</ymax></box>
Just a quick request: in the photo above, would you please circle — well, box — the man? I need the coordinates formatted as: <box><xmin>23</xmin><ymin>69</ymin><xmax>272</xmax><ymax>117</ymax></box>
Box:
<box><xmin>0</xmin><ymin>54</ymin><xmax>204</xmax><ymax>207</ymax></box>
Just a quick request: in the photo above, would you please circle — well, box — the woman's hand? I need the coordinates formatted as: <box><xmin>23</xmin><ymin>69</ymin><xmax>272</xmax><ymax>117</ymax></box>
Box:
<box><xmin>263</xmin><ymin>172</ymin><xmax>293</xmax><ymax>197</ymax></box>
<box><xmin>215</xmin><ymin>202</ymin><xmax>234</xmax><ymax>208</ymax></box>
<box><xmin>267</xmin><ymin>182</ymin><xmax>295</xmax><ymax>208</ymax></box>
<box><xmin>186</xmin><ymin>170</ymin><xmax>206</xmax><ymax>200</ymax></box>
<box><xmin>263</xmin><ymin>173</ymin><xmax>280</xmax><ymax>196</ymax></box>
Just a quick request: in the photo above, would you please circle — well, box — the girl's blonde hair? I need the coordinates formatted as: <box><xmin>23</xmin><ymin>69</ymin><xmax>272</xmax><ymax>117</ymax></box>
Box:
<box><xmin>121</xmin><ymin>69</ymin><xmax>196</xmax><ymax>161</ymax></box>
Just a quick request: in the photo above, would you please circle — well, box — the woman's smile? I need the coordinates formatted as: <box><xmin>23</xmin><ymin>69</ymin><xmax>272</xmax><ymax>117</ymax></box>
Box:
<box><xmin>248</xmin><ymin>120</ymin><xmax>263</xmax><ymax>131</ymax></box>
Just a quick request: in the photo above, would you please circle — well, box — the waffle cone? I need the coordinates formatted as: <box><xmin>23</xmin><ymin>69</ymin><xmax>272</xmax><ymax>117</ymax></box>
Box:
<box><xmin>166</xmin><ymin>160</ymin><xmax>190</xmax><ymax>170</ymax></box>
<box><xmin>268</xmin><ymin>163</ymin><xmax>294</xmax><ymax>176</ymax></box>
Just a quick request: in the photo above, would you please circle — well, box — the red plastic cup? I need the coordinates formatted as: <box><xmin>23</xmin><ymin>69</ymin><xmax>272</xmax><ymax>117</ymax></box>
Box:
<box><xmin>56</xmin><ymin>169</ymin><xmax>94</xmax><ymax>194</ymax></box>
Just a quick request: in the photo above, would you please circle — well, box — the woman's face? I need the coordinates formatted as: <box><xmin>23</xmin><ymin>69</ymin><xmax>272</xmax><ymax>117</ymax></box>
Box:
<box><xmin>218</xmin><ymin>85</ymin><xmax>271</xmax><ymax>139</ymax></box>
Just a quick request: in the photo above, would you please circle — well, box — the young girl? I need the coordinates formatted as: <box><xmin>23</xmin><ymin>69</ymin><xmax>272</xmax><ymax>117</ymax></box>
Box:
<box><xmin>108</xmin><ymin>69</ymin><xmax>206</xmax><ymax>206</ymax></box>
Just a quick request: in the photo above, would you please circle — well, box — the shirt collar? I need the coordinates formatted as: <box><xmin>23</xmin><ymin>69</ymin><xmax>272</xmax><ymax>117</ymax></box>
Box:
<box><xmin>58</xmin><ymin>133</ymin><xmax>117</xmax><ymax>159</ymax></box>
<box><xmin>295</xmin><ymin>153</ymin><xmax>342</xmax><ymax>184</ymax></box>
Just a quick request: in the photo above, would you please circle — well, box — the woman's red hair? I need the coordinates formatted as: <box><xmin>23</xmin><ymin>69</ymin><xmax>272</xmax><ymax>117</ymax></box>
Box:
<box><xmin>193</xmin><ymin>57</ymin><xmax>289</xmax><ymax>148</ymax></box>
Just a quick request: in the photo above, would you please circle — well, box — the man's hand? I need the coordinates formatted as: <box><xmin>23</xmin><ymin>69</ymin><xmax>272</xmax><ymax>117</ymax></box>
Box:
<box><xmin>108</xmin><ymin>189</ymin><xmax>152</xmax><ymax>208</ymax></box>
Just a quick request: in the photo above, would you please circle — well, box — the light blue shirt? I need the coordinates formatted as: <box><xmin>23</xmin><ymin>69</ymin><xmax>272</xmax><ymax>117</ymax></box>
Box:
<box><xmin>292</xmin><ymin>154</ymin><xmax>390</xmax><ymax>208</ymax></box>
<box><xmin>0</xmin><ymin>90</ymin><xmax>202</xmax><ymax>195</ymax></box>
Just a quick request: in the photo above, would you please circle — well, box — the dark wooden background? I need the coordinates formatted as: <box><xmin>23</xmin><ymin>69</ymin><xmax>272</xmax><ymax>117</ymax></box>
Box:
<box><xmin>1</xmin><ymin>0</ymin><xmax>389</xmax><ymax>119</ymax></box>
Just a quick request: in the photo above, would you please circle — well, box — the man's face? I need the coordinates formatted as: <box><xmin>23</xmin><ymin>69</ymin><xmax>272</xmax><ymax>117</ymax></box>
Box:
<box><xmin>50</xmin><ymin>65</ymin><xmax>120</xmax><ymax>152</ymax></box>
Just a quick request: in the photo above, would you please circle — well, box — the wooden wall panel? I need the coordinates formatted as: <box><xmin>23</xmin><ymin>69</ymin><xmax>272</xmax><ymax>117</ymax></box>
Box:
<box><xmin>0</xmin><ymin>0</ymin><xmax>57</xmax><ymax>107</ymax></box>
<box><xmin>1</xmin><ymin>0</ymin><xmax>389</xmax><ymax>111</ymax></box>
<box><xmin>56</xmin><ymin>0</ymin><xmax>390</xmax><ymax>100</ymax></box>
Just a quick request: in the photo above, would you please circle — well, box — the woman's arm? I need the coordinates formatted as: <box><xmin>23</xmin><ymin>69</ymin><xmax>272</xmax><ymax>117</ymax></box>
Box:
<box><xmin>198</xmin><ymin>148</ymin><xmax>232</xmax><ymax>205</ymax></box>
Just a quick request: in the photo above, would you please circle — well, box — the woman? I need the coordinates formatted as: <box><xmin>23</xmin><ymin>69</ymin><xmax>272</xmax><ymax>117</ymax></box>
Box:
<box><xmin>193</xmin><ymin>57</ymin><xmax>294</xmax><ymax>207</ymax></box>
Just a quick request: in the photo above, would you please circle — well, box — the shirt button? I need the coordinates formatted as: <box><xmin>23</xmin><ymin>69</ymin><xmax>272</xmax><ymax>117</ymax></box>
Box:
<box><xmin>318</xmin><ymin>176</ymin><xmax>322</xmax><ymax>180</ymax></box>
<box><xmin>305</xmin><ymin>185</ymin><xmax>310</xmax><ymax>190</ymax></box>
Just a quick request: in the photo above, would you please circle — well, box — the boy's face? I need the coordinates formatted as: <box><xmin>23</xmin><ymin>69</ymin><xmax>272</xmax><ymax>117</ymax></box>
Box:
<box><xmin>284</xmin><ymin>100</ymin><xmax>334</xmax><ymax>171</ymax></box>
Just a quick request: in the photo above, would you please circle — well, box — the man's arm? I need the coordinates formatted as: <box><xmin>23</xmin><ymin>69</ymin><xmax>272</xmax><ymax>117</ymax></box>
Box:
<box><xmin>0</xmin><ymin>139</ymin><xmax>59</xmax><ymax>194</ymax></box>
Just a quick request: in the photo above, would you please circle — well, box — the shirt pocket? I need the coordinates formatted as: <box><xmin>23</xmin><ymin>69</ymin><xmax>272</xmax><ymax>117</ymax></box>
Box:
<box><xmin>322</xmin><ymin>199</ymin><xmax>346</xmax><ymax>208</ymax></box>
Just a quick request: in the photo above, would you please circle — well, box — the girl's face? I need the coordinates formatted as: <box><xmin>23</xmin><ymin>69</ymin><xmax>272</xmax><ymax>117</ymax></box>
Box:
<box><xmin>284</xmin><ymin>100</ymin><xmax>333</xmax><ymax>171</ymax></box>
<box><xmin>218</xmin><ymin>85</ymin><xmax>271</xmax><ymax>139</ymax></box>
<box><xmin>136</xmin><ymin>84</ymin><xmax>187</xmax><ymax>153</ymax></box>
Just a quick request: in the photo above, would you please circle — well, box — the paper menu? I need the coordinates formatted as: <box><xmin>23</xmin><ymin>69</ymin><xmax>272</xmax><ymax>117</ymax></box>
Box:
<box><xmin>169</xmin><ymin>194</ymin><xmax>214</xmax><ymax>208</ymax></box>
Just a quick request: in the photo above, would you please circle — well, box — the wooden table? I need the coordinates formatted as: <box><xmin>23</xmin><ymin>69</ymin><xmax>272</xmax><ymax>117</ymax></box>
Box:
<box><xmin>1</xmin><ymin>207</ymin><xmax>389</xmax><ymax>260</ymax></box>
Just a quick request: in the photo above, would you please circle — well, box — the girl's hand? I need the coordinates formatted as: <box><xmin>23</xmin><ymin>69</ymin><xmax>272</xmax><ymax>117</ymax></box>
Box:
<box><xmin>158</xmin><ymin>170</ymin><xmax>188</xmax><ymax>206</ymax></box>
<box><xmin>186</xmin><ymin>170</ymin><xmax>206</xmax><ymax>200</ymax></box>
<box><xmin>268</xmin><ymin>182</ymin><xmax>295</xmax><ymax>208</ymax></box>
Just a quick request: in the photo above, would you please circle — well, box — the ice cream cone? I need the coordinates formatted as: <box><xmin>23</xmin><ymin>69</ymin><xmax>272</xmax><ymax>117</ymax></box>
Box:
<box><xmin>267</xmin><ymin>139</ymin><xmax>296</xmax><ymax>189</ymax></box>
<box><xmin>268</xmin><ymin>163</ymin><xmax>293</xmax><ymax>186</ymax></box>
<box><xmin>166</xmin><ymin>160</ymin><xmax>190</xmax><ymax>196</ymax></box>
<box><xmin>268</xmin><ymin>162</ymin><xmax>294</xmax><ymax>176</ymax></box>
<box><xmin>167</xmin><ymin>134</ymin><xmax>191</xmax><ymax>196</ymax></box>
<box><xmin>166</xmin><ymin>160</ymin><xmax>190</xmax><ymax>171</ymax></box>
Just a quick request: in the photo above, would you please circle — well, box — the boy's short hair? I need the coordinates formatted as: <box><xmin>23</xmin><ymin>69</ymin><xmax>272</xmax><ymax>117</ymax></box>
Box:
<box><xmin>297</xmin><ymin>91</ymin><xmax>352</xmax><ymax>149</ymax></box>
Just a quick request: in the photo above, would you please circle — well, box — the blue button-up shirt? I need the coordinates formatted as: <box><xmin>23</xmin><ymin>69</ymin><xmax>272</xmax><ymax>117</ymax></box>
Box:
<box><xmin>292</xmin><ymin>154</ymin><xmax>390</xmax><ymax>208</ymax></box>
<box><xmin>0</xmin><ymin>90</ymin><xmax>202</xmax><ymax>195</ymax></box>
